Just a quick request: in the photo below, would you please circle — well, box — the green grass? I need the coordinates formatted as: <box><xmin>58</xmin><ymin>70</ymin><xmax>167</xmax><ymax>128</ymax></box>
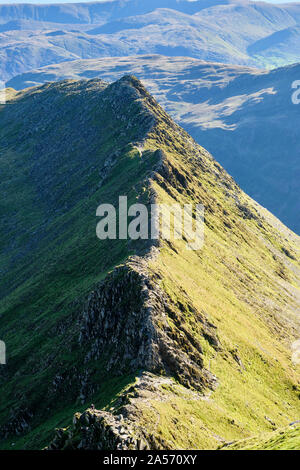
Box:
<box><xmin>220</xmin><ymin>425</ymin><xmax>300</xmax><ymax>450</ymax></box>
<box><xmin>0</xmin><ymin>373</ymin><xmax>137</xmax><ymax>450</ymax></box>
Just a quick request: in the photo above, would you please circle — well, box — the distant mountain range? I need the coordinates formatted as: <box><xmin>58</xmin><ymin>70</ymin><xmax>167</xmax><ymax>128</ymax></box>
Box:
<box><xmin>8</xmin><ymin>55</ymin><xmax>300</xmax><ymax>235</ymax></box>
<box><xmin>1</xmin><ymin>0</ymin><xmax>300</xmax><ymax>81</ymax></box>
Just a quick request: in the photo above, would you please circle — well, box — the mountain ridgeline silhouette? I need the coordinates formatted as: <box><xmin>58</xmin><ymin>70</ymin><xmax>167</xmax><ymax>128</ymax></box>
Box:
<box><xmin>9</xmin><ymin>55</ymin><xmax>300</xmax><ymax>235</ymax></box>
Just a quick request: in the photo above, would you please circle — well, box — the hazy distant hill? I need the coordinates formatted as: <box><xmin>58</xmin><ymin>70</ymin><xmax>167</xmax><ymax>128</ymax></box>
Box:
<box><xmin>1</xmin><ymin>0</ymin><xmax>300</xmax><ymax>80</ymax></box>
<box><xmin>9</xmin><ymin>55</ymin><xmax>300</xmax><ymax>234</ymax></box>
<box><xmin>221</xmin><ymin>424</ymin><xmax>300</xmax><ymax>450</ymax></box>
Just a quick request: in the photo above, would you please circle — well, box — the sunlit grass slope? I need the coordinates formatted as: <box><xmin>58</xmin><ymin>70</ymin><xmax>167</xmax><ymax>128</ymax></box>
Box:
<box><xmin>221</xmin><ymin>424</ymin><xmax>300</xmax><ymax>450</ymax></box>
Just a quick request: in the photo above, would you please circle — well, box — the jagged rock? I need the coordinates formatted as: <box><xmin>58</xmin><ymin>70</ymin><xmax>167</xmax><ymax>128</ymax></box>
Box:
<box><xmin>0</xmin><ymin>408</ymin><xmax>33</xmax><ymax>439</ymax></box>
<box><xmin>79</xmin><ymin>253</ymin><xmax>219</xmax><ymax>391</ymax></box>
<box><xmin>47</xmin><ymin>408</ymin><xmax>149</xmax><ymax>450</ymax></box>
<box><xmin>47</xmin><ymin>373</ymin><xmax>177</xmax><ymax>451</ymax></box>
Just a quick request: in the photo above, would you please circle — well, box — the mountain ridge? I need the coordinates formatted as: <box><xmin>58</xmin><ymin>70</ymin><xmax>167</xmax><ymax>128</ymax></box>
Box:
<box><xmin>0</xmin><ymin>76</ymin><xmax>299</xmax><ymax>450</ymax></box>
<box><xmin>8</xmin><ymin>55</ymin><xmax>300</xmax><ymax>235</ymax></box>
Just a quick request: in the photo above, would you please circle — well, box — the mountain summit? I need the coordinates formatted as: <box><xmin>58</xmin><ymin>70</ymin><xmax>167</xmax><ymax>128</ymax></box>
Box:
<box><xmin>0</xmin><ymin>77</ymin><xmax>299</xmax><ymax>450</ymax></box>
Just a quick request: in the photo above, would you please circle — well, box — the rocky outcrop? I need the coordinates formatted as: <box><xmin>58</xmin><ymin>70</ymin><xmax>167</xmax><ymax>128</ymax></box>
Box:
<box><xmin>0</xmin><ymin>408</ymin><xmax>33</xmax><ymax>439</ymax></box>
<box><xmin>47</xmin><ymin>408</ymin><xmax>148</xmax><ymax>450</ymax></box>
<box><xmin>79</xmin><ymin>251</ymin><xmax>219</xmax><ymax>391</ymax></box>
<box><xmin>47</xmin><ymin>373</ymin><xmax>181</xmax><ymax>451</ymax></box>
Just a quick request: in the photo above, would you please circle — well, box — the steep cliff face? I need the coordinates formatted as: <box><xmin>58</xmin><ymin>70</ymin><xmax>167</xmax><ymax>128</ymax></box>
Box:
<box><xmin>0</xmin><ymin>76</ymin><xmax>299</xmax><ymax>450</ymax></box>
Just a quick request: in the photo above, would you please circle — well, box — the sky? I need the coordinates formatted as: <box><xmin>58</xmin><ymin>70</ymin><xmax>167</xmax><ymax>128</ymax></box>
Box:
<box><xmin>0</xmin><ymin>0</ymin><xmax>297</xmax><ymax>5</ymax></box>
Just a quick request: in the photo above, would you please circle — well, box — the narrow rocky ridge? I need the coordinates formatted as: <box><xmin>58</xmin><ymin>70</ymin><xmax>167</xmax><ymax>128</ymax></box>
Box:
<box><xmin>79</xmin><ymin>251</ymin><xmax>220</xmax><ymax>389</ymax></box>
<box><xmin>47</xmin><ymin>76</ymin><xmax>222</xmax><ymax>449</ymax></box>
<box><xmin>47</xmin><ymin>76</ymin><xmax>300</xmax><ymax>450</ymax></box>
<box><xmin>76</xmin><ymin>76</ymin><xmax>220</xmax><ymax>392</ymax></box>
<box><xmin>48</xmin><ymin>373</ymin><xmax>179</xmax><ymax>450</ymax></box>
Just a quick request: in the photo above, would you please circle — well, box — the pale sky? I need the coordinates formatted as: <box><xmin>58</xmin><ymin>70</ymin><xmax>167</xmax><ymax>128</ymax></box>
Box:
<box><xmin>0</xmin><ymin>0</ymin><xmax>297</xmax><ymax>5</ymax></box>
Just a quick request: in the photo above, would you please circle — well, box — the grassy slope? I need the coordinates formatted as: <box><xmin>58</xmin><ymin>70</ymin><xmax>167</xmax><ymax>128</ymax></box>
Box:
<box><xmin>0</xmin><ymin>77</ymin><xmax>299</xmax><ymax>449</ymax></box>
<box><xmin>221</xmin><ymin>424</ymin><xmax>300</xmax><ymax>450</ymax></box>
